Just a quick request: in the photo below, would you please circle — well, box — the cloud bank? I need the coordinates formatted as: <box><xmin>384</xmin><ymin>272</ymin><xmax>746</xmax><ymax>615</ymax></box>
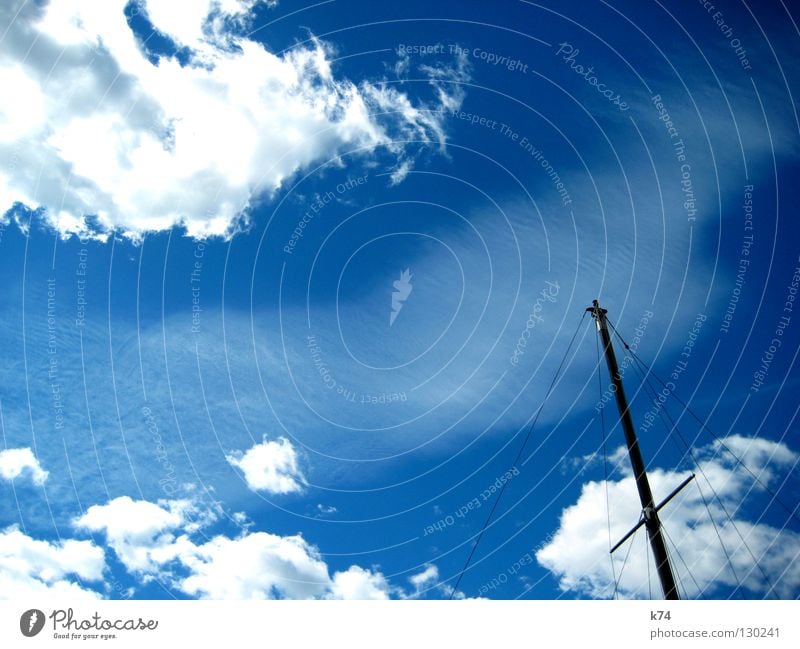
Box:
<box><xmin>74</xmin><ymin>495</ymin><xmax>393</xmax><ymax>599</ymax></box>
<box><xmin>0</xmin><ymin>525</ymin><xmax>104</xmax><ymax>599</ymax></box>
<box><xmin>0</xmin><ymin>0</ymin><xmax>466</xmax><ymax>239</ymax></box>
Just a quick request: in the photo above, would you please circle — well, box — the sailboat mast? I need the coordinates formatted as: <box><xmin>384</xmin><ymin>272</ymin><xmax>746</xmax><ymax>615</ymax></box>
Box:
<box><xmin>588</xmin><ymin>300</ymin><xmax>680</xmax><ymax>600</ymax></box>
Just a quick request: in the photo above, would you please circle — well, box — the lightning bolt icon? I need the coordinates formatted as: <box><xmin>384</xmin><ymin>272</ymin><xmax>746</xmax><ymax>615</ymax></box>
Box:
<box><xmin>28</xmin><ymin>611</ymin><xmax>38</xmax><ymax>632</ymax></box>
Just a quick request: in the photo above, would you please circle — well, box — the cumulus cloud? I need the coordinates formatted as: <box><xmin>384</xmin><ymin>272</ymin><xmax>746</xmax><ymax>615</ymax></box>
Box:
<box><xmin>75</xmin><ymin>495</ymin><xmax>392</xmax><ymax>599</ymax></box>
<box><xmin>0</xmin><ymin>447</ymin><xmax>49</xmax><ymax>485</ymax></box>
<box><xmin>136</xmin><ymin>0</ymin><xmax>274</xmax><ymax>60</ymax></box>
<box><xmin>75</xmin><ymin>495</ymin><xmax>197</xmax><ymax>572</ymax></box>
<box><xmin>537</xmin><ymin>436</ymin><xmax>800</xmax><ymax>599</ymax></box>
<box><xmin>0</xmin><ymin>0</ymin><xmax>466</xmax><ymax>239</ymax></box>
<box><xmin>403</xmin><ymin>563</ymin><xmax>470</xmax><ymax>599</ymax></box>
<box><xmin>226</xmin><ymin>437</ymin><xmax>305</xmax><ymax>494</ymax></box>
<box><xmin>178</xmin><ymin>531</ymin><xmax>333</xmax><ymax>599</ymax></box>
<box><xmin>0</xmin><ymin>525</ymin><xmax>105</xmax><ymax>599</ymax></box>
<box><xmin>408</xmin><ymin>563</ymin><xmax>439</xmax><ymax>595</ymax></box>
<box><xmin>329</xmin><ymin>565</ymin><xmax>391</xmax><ymax>600</ymax></box>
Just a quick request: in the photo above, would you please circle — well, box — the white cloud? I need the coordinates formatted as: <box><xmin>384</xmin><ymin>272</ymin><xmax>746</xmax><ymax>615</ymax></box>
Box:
<box><xmin>408</xmin><ymin>563</ymin><xmax>438</xmax><ymax>594</ymax></box>
<box><xmin>0</xmin><ymin>447</ymin><xmax>49</xmax><ymax>485</ymax></box>
<box><xmin>0</xmin><ymin>0</ymin><xmax>465</xmax><ymax>239</ymax></box>
<box><xmin>329</xmin><ymin>565</ymin><xmax>390</xmax><ymax>600</ymax></box>
<box><xmin>711</xmin><ymin>435</ymin><xmax>798</xmax><ymax>485</ymax></box>
<box><xmin>403</xmin><ymin>563</ymin><xmax>470</xmax><ymax>599</ymax></box>
<box><xmin>75</xmin><ymin>495</ymin><xmax>392</xmax><ymax>599</ymax></box>
<box><xmin>75</xmin><ymin>495</ymin><xmax>195</xmax><ymax>572</ymax></box>
<box><xmin>1</xmin><ymin>493</ymin><xmax>434</xmax><ymax>601</ymax></box>
<box><xmin>178</xmin><ymin>531</ymin><xmax>332</xmax><ymax>599</ymax></box>
<box><xmin>143</xmin><ymin>0</ymin><xmax>229</xmax><ymax>54</ymax></box>
<box><xmin>226</xmin><ymin>437</ymin><xmax>305</xmax><ymax>494</ymax></box>
<box><xmin>388</xmin><ymin>159</ymin><xmax>412</xmax><ymax>186</ymax></box>
<box><xmin>537</xmin><ymin>436</ymin><xmax>800</xmax><ymax>599</ymax></box>
<box><xmin>0</xmin><ymin>525</ymin><xmax>104</xmax><ymax>600</ymax></box>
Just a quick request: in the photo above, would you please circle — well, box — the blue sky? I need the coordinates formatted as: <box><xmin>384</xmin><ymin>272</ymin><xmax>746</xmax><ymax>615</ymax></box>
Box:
<box><xmin>1</xmin><ymin>0</ymin><xmax>799</xmax><ymax>600</ymax></box>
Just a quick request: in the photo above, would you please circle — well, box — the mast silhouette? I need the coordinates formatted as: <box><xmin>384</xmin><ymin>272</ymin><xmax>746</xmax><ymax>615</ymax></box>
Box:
<box><xmin>588</xmin><ymin>300</ymin><xmax>680</xmax><ymax>600</ymax></box>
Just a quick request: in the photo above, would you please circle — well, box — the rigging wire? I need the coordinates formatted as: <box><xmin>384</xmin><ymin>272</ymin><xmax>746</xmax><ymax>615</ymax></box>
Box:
<box><xmin>627</xmin><ymin>351</ymin><xmax>775</xmax><ymax>597</ymax></box>
<box><xmin>613</xmin><ymin>528</ymin><xmax>637</xmax><ymax>599</ymax></box>
<box><xmin>448</xmin><ymin>312</ymin><xmax>588</xmax><ymax>599</ymax></box>
<box><xmin>607</xmin><ymin>316</ymin><xmax>791</xmax><ymax>597</ymax></box>
<box><xmin>662</xmin><ymin>524</ymin><xmax>702</xmax><ymax>599</ymax></box>
<box><xmin>645</xmin><ymin>530</ymin><xmax>653</xmax><ymax>599</ymax></box>
<box><xmin>615</xmin><ymin>327</ymin><xmax>776</xmax><ymax>598</ymax></box>
<box><xmin>596</xmin><ymin>330</ymin><xmax>619</xmax><ymax>598</ymax></box>
<box><xmin>606</xmin><ymin>319</ymin><xmax>800</xmax><ymax>529</ymax></box>
<box><xmin>625</xmin><ymin>352</ymin><xmax>747</xmax><ymax>597</ymax></box>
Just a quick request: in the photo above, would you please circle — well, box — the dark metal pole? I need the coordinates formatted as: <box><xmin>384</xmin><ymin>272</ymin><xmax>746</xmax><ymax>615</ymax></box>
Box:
<box><xmin>587</xmin><ymin>300</ymin><xmax>680</xmax><ymax>600</ymax></box>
